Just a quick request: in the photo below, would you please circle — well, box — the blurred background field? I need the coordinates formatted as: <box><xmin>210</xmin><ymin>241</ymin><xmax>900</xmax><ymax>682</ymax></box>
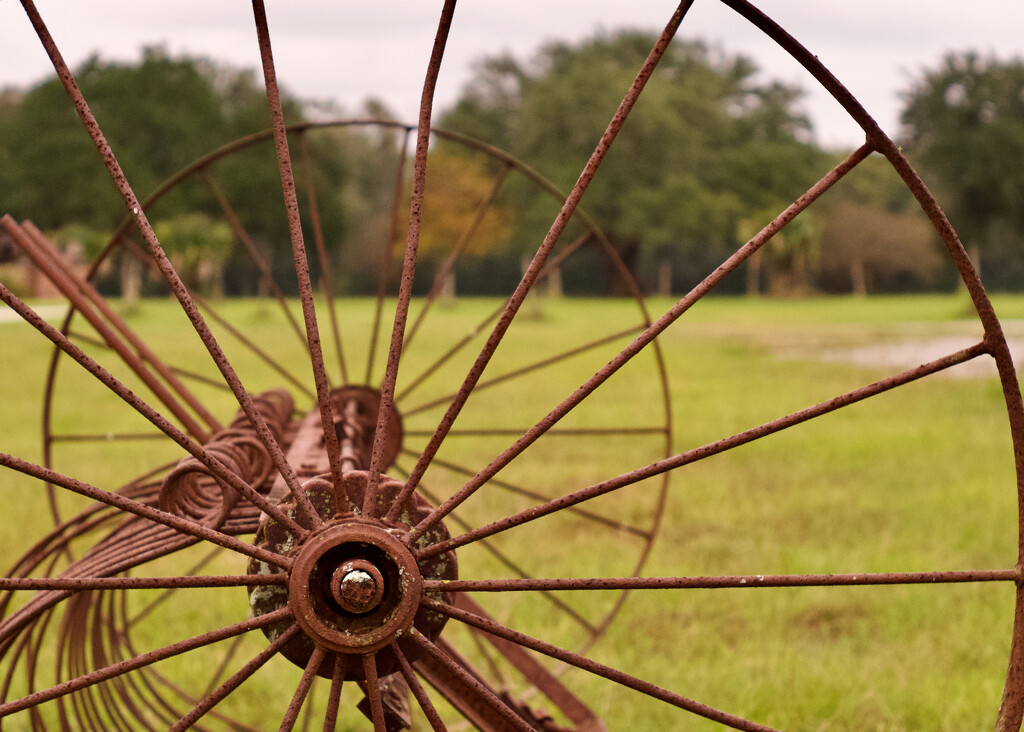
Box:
<box><xmin>0</xmin><ymin>293</ymin><xmax>1020</xmax><ymax>730</ymax></box>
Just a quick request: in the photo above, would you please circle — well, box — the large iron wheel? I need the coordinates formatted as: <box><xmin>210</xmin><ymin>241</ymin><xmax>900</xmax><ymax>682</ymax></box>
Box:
<box><xmin>0</xmin><ymin>1</ymin><xmax>1022</xmax><ymax>730</ymax></box>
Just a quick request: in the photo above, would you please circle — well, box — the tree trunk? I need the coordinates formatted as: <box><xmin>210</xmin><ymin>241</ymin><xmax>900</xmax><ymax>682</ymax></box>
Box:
<box><xmin>746</xmin><ymin>250</ymin><xmax>762</xmax><ymax>296</ymax></box>
<box><xmin>121</xmin><ymin>253</ymin><xmax>141</xmax><ymax>308</ymax></box>
<box><xmin>546</xmin><ymin>265</ymin><xmax>563</xmax><ymax>298</ymax></box>
<box><xmin>440</xmin><ymin>268</ymin><xmax>456</xmax><ymax>306</ymax></box>
<box><xmin>657</xmin><ymin>259</ymin><xmax>672</xmax><ymax>297</ymax></box>
<box><xmin>850</xmin><ymin>258</ymin><xmax>867</xmax><ymax>296</ymax></box>
<box><xmin>605</xmin><ymin>238</ymin><xmax>639</xmax><ymax>296</ymax></box>
<box><xmin>970</xmin><ymin>243</ymin><xmax>982</xmax><ymax>280</ymax></box>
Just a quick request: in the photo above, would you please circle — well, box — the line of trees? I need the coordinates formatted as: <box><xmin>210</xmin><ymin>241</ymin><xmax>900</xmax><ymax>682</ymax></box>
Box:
<box><xmin>0</xmin><ymin>36</ymin><xmax>1021</xmax><ymax>297</ymax></box>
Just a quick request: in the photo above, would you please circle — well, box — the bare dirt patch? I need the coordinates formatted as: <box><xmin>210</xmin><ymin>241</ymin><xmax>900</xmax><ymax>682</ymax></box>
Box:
<box><xmin>782</xmin><ymin>320</ymin><xmax>1024</xmax><ymax>379</ymax></box>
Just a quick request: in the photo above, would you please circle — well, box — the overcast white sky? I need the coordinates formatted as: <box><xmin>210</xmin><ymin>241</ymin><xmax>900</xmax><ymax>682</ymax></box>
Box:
<box><xmin>0</xmin><ymin>1</ymin><xmax>1021</xmax><ymax>149</ymax></box>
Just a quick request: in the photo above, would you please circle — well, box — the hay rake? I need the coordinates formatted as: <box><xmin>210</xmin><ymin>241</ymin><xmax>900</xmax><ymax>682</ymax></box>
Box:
<box><xmin>1</xmin><ymin>1</ymin><xmax>1022</xmax><ymax>730</ymax></box>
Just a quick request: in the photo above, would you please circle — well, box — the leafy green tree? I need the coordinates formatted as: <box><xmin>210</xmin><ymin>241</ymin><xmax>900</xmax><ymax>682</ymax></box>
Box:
<box><xmin>0</xmin><ymin>49</ymin><xmax>371</xmax><ymax>297</ymax></box>
<box><xmin>153</xmin><ymin>213</ymin><xmax>234</xmax><ymax>297</ymax></box>
<box><xmin>441</xmin><ymin>31</ymin><xmax>826</xmax><ymax>293</ymax></box>
<box><xmin>0</xmin><ymin>47</ymin><xmax>289</xmax><ymax>230</ymax></box>
<box><xmin>814</xmin><ymin>154</ymin><xmax>943</xmax><ymax>294</ymax></box>
<box><xmin>900</xmin><ymin>52</ymin><xmax>1024</xmax><ymax>288</ymax></box>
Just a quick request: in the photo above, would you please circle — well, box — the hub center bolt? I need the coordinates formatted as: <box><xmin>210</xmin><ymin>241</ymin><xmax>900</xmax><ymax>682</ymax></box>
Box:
<box><xmin>331</xmin><ymin>559</ymin><xmax>385</xmax><ymax>614</ymax></box>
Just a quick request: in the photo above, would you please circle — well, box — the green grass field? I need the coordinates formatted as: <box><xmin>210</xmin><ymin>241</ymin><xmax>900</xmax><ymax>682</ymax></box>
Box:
<box><xmin>0</xmin><ymin>293</ymin><xmax>1022</xmax><ymax>730</ymax></box>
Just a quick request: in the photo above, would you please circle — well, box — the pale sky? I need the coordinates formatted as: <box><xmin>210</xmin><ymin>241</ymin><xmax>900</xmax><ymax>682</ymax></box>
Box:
<box><xmin>0</xmin><ymin>1</ymin><xmax>1021</xmax><ymax>149</ymax></box>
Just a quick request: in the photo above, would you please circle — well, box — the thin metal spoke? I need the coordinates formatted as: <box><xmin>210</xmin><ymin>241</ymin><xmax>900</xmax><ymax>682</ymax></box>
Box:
<box><xmin>426</xmin><ymin>569</ymin><xmax>1021</xmax><ymax>593</ymax></box>
<box><xmin>405</xmin><ymin>141</ymin><xmax>875</xmax><ymax>543</ymax></box>
<box><xmin>321</xmin><ymin>655</ymin><xmax>345</xmax><ymax>732</ymax></box>
<box><xmin>361</xmin><ymin>653</ymin><xmax>386</xmax><ymax>732</ymax></box>
<box><xmin>251</xmin><ymin>0</ymin><xmax>344</xmax><ymax>506</ymax></box>
<box><xmin>193</xmin><ymin>293</ymin><xmax>316</xmax><ymax>401</ymax></box>
<box><xmin>401</xmin><ymin>324</ymin><xmax>644</xmax><ymax>418</ymax></box>
<box><xmin>364</xmin><ymin>0</ymin><xmax>459</xmax><ymax>517</ymax></box>
<box><xmin>392</xmin><ymin>642</ymin><xmax>447</xmax><ymax>732</ymax></box>
<box><xmin>199</xmin><ymin>633</ymin><xmax>248</xmax><ymax>700</ymax></box>
<box><xmin>0</xmin><ymin>452</ymin><xmax>291</xmax><ymax>571</ymax></box>
<box><xmin>299</xmin><ymin>678</ymin><xmax>318</xmax><ymax>732</ymax></box>
<box><xmin>0</xmin><ymin>281</ymin><xmax>307</xmax><ymax>538</ymax></box>
<box><xmin>298</xmin><ymin>130</ymin><xmax>349</xmax><ymax>385</ymax></box>
<box><xmin>49</xmin><ymin>432</ymin><xmax>167</xmax><ymax>443</ymax></box>
<box><xmin>64</xmin><ymin>326</ymin><xmax>234</xmax><ymax>395</ymax></box>
<box><xmin>394</xmin><ymin>301</ymin><xmax>506</xmax><ymax>404</ymax></box>
<box><xmin>278</xmin><ymin>646</ymin><xmax>326</xmax><ymax>732</ymax></box>
<box><xmin>405</xmin><ymin>630</ymin><xmax>535</xmax><ymax>732</ymax></box>
<box><xmin>168</xmin><ymin>622</ymin><xmax>302</xmax><ymax>732</ymax></box>
<box><xmin>403</xmin><ymin>426</ymin><xmax>667</xmax><ymax>438</ymax></box>
<box><xmin>406</xmin><ymin>475</ymin><xmax>598</xmax><ymax>634</ymax></box>
<box><xmin>200</xmin><ymin>168</ymin><xmax>309</xmax><ymax>350</ymax></box>
<box><xmin>129</xmin><ymin>545</ymin><xmax>235</xmax><ymax>629</ymax></box>
<box><xmin>364</xmin><ymin>131</ymin><xmax>410</xmax><ymax>387</ymax></box>
<box><xmin>403</xmin><ymin>162</ymin><xmax>514</xmax><ymax>352</ymax></box>
<box><xmin>20</xmin><ymin>0</ymin><xmax>321</xmax><ymax>530</ymax></box>
<box><xmin>0</xmin><ymin>575</ymin><xmax>286</xmax><ymax>592</ymax></box>
<box><xmin>425</xmin><ymin>597</ymin><xmax>779</xmax><ymax>731</ymax></box>
<box><xmin>418</xmin><ymin>341</ymin><xmax>991</xmax><ymax>560</ymax></box>
<box><xmin>403</xmin><ymin>449</ymin><xmax>649</xmax><ymax>538</ymax></box>
<box><xmin>388</xmin><ymin>0</ymin><xmax>696</xmax><ymax>526</ymax></box>
<box><xmin>0</xmin><ymin>607</ymin><xmax>292</xmax><ymax>717</ymax></box>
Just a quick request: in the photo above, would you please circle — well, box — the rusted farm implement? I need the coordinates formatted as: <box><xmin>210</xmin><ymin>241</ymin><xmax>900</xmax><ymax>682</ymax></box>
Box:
<box><xmin>1</xmin><ymin>1</ymin><xmax>1023</xmax><ymax>730</ymax></box>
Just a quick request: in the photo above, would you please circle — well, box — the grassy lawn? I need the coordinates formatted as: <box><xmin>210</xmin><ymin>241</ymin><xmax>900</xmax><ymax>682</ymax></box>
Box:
<box><xmin>0</xmin><ymin>292</ymin><xmax>1021</xmax><ymax>730</ymax></box>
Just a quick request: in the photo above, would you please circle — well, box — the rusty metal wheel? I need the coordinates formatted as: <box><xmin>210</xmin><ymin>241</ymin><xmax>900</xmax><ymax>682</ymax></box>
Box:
<box><xmin>1</xmin><ymin>1</ymin><xmax>1023</xmax><ymax>730</ymax></box>
<box><xmin>5</xmin><ymin>115</ymin><xmax>673</xmax><ymax>730</ymax></box>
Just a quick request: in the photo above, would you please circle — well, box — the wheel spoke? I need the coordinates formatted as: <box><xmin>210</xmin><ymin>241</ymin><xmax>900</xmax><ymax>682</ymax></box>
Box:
<box><xmin>168</xmin><ymin>622</ymin><xmax>301</xmax><ymax>732</ymax></box>
<box><xmin>49</xmin><ymin>432</ymin><xmax>167</xmax><ymax>443</ymax></box>
<box><xmin>401</xmin><ymin>324</ymin><xmax>644</xmax><ymax>418</ymax></box>
<box><xmin>408</xmin><ymin>476</ymin><xmax>598</xmax><ymax>634</ymax></box>
<box><xmin>0</xmin><ymin>607</ymin><xmax>292</xmax><ymax>717</ymax></box>
<box><xmin>389</xmin><ymin>0</ymin><xmax>696</xmax><ymax>526</ymax></box>
<box><xmin>404</xmin><ymin>142</ymin><xmax>875</xmax><ymax>543</ymax></box>
<box><xmin>194</xmin><ymin>293</ymin><xmax>316</xmax><ymax>400</ymax></box>
<box><xmin>20</xmin><ymin>0</ymin><xmax>322</xmax><ymax>530</ymax></box>
<box><xmin>298</xmin><ymin>130</ymin><xmax>349</xmax><ymax>385</ymax></box>
<box><xmin>404</xmin><ymin>450</ymin><xmax>650</xmax><ymax>538</ymax></box>
<box><xmin>403</xmin><ymin>162</ymin><xmax>514</xmax><ymax>352</ymax></box>
<box><xmin>200</xmin><ymin>169</ymin><xmax>310</xmax><ymax>351</ymax></box>
<box><xmin>392</xmin><ymin>642</ymin><xmax>446</xmax><ymax>732</ymax></box>
<box><xmin>394</xmin><ymin>300</ymin><xmax>505</xmax><ymax>404</ymax></box>
<box><xmin>427</xmin><ymin>569</ymin><xmax>1021</xmax><ymax>593</ymax></box>
<box><xmin>198</xmin><ymin>633</ymin><xmax>248</xmax><ymax>701</ymax></box>
<box><xmin>321</xmin><ymin>655</ymin><xmax>346</xmax><ymax>732</ymax></box>
<box><xmin>0</xmin><ymin>452</ymin><xmax>290</xmax><ymax>571</ymax></box>
<box><xmin>364</xmin><ymin>0</ymin><xmax>459</xmax><ymax>516</ymax></box>
<box><xmin>365</xmin><ymin>128</ymin><xmax>412</xmax><ymax>386</ymax></box>
<box><xmin>0</xmin><ymin>575</ymin><xmax>286</xmax><ymax>592</ymax></box>
<box><xmin>278</xmin><ymin>645</ymin><xmax>325</xmax><ymax>732</ymax></box>
<box><xmin>423</xmin><ymin>597</ymin><xmax>779</xmax><ymax>732</ymax></box>
<box><xmin>419</xmin><ymin>341</ymin><xmax>991</xmax><ymax>560</ymax></box>
<box><xmin>251</xmin><ymin>0</ymin><xmax>344</xmax><ymax>508</ymax></box>
<box><xmin>361</xmin><ymin>652</ymin><xmax>386</xmax><ymax>732</ymax></box>
<box><xmin>404</xmin><ymin>426</ymin><xmax>667</xmax><ymax>438</ymax></box>
<box><xmin>0</xmin><ymin>282</ymin><xmax>308</xmax><ymax>538</ymax></box>
<box><xmin>125</xmin><ymin>545</ymin><xmax>243</xmax><ymax>630</ymax></box>
<box><xmin>405</xmin><ymin>630</ymin><xmax>535</xmax><ymax>732</ymax></box>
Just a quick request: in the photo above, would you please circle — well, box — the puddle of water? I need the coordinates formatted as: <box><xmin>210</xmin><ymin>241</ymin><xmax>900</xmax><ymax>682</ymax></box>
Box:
<box><xmin>793</xmin><ymin>323</ymin><xmax>1024</xmax><ymax>379</ymax></box>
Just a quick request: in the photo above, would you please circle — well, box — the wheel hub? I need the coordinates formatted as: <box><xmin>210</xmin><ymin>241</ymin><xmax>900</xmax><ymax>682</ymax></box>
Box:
<box><xmin>333</xmin><ymin>562</ymin><xmax>384</xmax><ymax>615</ymax></box>
<box><xmin>247</xmin><ymin>470</ymin><xmax>457</xmax><ymax>680</ymax></box>
<box><xmin>287</xmin><ymin>519</ymin><xmax>422</xmax><ymax>654</ymax></box>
